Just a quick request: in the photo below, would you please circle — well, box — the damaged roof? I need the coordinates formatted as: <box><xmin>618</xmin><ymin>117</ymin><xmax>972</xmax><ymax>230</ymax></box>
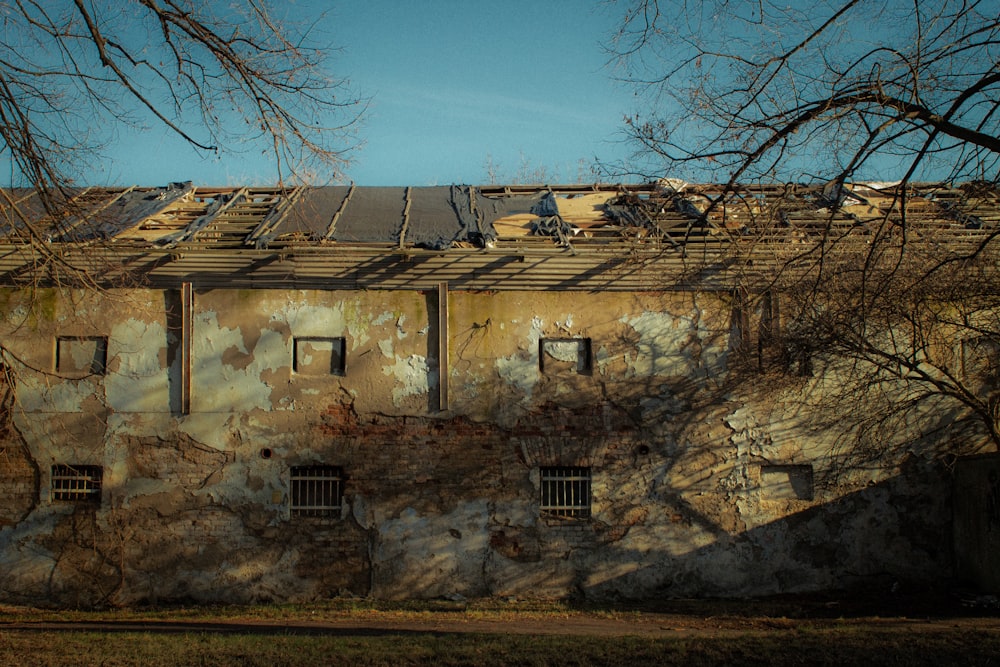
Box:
<box><xmin>1</xmin><ymin>181</ymin><xmax>998</xmax><ymax>291</ymax></box>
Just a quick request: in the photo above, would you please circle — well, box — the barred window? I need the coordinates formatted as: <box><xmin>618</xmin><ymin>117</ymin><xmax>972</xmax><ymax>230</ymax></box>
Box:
<box><xmin>290</xmin><ymin>465</ymin><xmax>343</xmax><ymax>517</ymax></box>
<box><xmin>51</xmin><ymin>464</ymin><xmax>102</xmax><ymax>503</ymax></box>
<box><xmin>540</xmin><ymin>466</ymin><xmax>591</xmax><ymax>518</ymax></box>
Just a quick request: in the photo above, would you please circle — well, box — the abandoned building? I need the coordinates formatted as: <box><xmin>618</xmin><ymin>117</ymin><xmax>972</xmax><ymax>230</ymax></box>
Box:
<box><xmin>0</xmin><ymin>180</ymin><xmax>997</xmax><ymax>606</ymax></box>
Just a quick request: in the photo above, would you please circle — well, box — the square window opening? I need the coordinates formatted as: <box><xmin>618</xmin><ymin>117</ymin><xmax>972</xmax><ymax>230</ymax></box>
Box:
<box><xmin>759</xmin><ymin>464</ymin><xmax>814</xmax><ymax>501</ymax></box>
<box><xmin>51</xmin><ymin>464</ymin><xmax>102</xmax><ymax>503</ymax></box>
<box><xmin>293</xmin><ymin>337</ymin><xmax>346</xmax><ymax>376</ymax></box>
<box><xmin>290</xmin><ymin>465</ymin><xmax>344</xmax><ymax>517</ymax></box>
<box><xmin>56</xmin><ymin>336</ymin><xmax>108</xmax><ymax>375</ymax></box>
<box><xmin>540</xmin><ymin>466</ymin><xmax>591</xmax><ymax>518</ymax></box>
<box><xmin>962</xmin><ymin>336</ymin><xmax>999</xmax><ymax>387</ymax></box>
<box><xmin>539</xmin><ymin>338</ymin><xmax>592</xmax><ymax>375</ymax></box>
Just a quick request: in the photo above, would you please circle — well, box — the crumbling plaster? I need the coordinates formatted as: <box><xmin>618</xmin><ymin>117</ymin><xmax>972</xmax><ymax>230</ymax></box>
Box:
<box><xmin>0</xmin><ymin>286</ymin><xmax>952</xmax><ymax>606</ymax></box>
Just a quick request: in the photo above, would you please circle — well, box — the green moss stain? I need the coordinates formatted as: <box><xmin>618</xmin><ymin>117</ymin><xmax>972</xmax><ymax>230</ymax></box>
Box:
<box><xmin>0</xmin><ymin>288</ymin><xmax>61</xmax><ymax>335</ymax></box>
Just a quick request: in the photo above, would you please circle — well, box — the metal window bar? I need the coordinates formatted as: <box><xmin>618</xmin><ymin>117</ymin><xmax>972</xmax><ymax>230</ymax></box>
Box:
<box><xmin>540</xmin><ymin>467</ymin><xmax>591</xmax><ymax>518</ymax></box>
<box><xmin>51</xmin><ymin>464</ymin><xmax>102</xmax><ymax>503</ymax></box>
<box><xmin>290</xmin><ymin>466</ymin><xmax>343</xmax><ymax>517</ymax></box>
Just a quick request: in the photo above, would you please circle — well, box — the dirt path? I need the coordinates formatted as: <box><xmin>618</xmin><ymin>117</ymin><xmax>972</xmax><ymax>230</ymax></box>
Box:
<box><xmin>4</xmin><ymin>612</ymin><xmax>1000</xmax><ymax>638</ymax></box>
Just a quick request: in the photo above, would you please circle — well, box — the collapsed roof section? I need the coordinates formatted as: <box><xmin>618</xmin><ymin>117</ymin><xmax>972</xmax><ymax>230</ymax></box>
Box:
<box><xmin>2</xmin><ymin>180</ymin><xmax>998</xmax><ymax>252</ymax></box>
<box><xmin>0</xmin><ymin>180</ymin><xmax>997</xmax><ymax>291</ymax></box>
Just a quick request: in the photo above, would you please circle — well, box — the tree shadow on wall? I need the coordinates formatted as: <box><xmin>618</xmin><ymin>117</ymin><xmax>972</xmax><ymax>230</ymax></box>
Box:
<box><xmin>572</xmin><ymin>463</ymin><xmax>955</xmax><ymax>604</ymax></box>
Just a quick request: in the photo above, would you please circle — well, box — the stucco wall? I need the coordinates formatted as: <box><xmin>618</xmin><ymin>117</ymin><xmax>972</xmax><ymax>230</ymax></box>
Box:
<box><xmin>0</xmin><ymin>287</ymin><xmax>951</xmax><ymax>606</ymax></box>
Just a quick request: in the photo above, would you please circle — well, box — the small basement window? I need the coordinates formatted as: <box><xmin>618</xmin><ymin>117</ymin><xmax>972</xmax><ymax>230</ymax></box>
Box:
<box><xmin>290</xmin><ymin>465</ymin><xmax>344</xmax><ymax>517</ymax></box>
<box><xmin>759</xmin><ymin>464</ymin><xmax>814</xmax><ymax>501</ymax></box>
<box><xmin>540</xmin><ymin>466</ymin><xmax>592</xmax><ymax>518</ymax></box>
<box><xmin>539</xmin><ymin>338</ymin><xmax>592</xmax><ymax>375</ymax></box>
<box><xmin>293</xmin><ymin>337</ymin><xmax>346</xmax><ymax>376</ymax></box>
<box><xmin>51</xmin><ymin>464</ymin><xmax>102</xmax><ymax>503</ymax></box>
<box><xmin>56</xmin><ymin>336</ymin><xmax>108</xmax><ymax>375</ymax></box>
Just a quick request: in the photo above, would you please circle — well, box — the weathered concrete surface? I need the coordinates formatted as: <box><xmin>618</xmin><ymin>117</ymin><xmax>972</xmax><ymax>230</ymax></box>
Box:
<box><xmin>0</xmin><ymin>287</ymin><xmax>955</xmax><ymax>606</ymax></box>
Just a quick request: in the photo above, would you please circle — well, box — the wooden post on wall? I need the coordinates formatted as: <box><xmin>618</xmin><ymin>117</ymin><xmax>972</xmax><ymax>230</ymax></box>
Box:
<box><xmin>181</xmin><ymin>281</ymin><xmax>193</xmax><ymax>415</ymax></box>
<box><xmin>438</xmin><ymin>281</ymin><xmax>449</xmax><ymax>412</ymax></box>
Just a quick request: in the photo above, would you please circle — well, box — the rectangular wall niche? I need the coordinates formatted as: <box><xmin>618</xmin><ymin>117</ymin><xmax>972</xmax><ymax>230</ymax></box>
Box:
<box><xmin>961</xmin><ymin>336</ymin><xmax>999</xmax><ymax>387</ymax></box>
<box><xmin>51</xmin><ymin>464</ymin><xmax>102</xmax><ymax>503</ymax></box>
<box><xmin>539</xmin><ymin>338</ymin><xmax>592</xmax><ymax>375</ymax></box>
<box><xmin>290</xmin><ymin>465</ymin><xmax>344</xmax><ymax>517</ymax></box>
<box><xmin>293</xmin><ymin>337</ymin><xmax>346</xmax><ymax>376</ymax></box>
<box><xmin>759</xmin><ymin>464</ymin><xmax>814</xmax><ymax>501</ymax></box>
<box><xmin>55</xmin><ymin>336</ymin><xmax>108</xmax><ymax>375</ymax></box>
<box><xmin>540</xmin><ymin>466</ymin><xmax>592</xmax><ymax>518</ymax></box>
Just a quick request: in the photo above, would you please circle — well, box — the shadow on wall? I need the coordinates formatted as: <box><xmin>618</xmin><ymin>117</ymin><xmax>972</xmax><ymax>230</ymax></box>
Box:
<box><xmin>356</xmin><ymin>458</ymin><xmax>953</xmax><ymax>602</ymax></box>
<box><xmin>14</xmin><ymin>501</ymin><xmax>373</xmax><ymax>607</ymax></box>
<box><xmin>954</xmin><ymin>452</ymin><xmax>1000</xmax><ymax>593</ymax></box>
<box><xmin>0</xmin><ymin>448</ymin><xmax>957</xmax><ymax>607</ymax></box>
<box><xmin>573</xmin><ymin>465</ymin><xmax>953</xmax><ymax>601</ymax></box>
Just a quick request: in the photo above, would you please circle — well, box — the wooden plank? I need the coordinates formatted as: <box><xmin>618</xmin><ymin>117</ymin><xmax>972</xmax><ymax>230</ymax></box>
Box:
<box><xmin>181</xmin><ymin>281</ymin><xmax>193</xmax><ymax>415</ymax></box>
<box><xmin>438</xmin><ymin>282</ymin><xmax>448</xmax><ymax>412</ymax></box>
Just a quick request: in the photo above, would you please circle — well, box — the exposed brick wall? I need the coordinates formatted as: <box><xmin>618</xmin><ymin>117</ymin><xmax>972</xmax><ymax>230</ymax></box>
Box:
<box><xmin>0</xmin><ymin>438</ymin><xmax>37</xmax><ymax>527</ymax></box>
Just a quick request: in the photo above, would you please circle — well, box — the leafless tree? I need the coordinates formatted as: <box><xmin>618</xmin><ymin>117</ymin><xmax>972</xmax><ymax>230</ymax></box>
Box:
<box><xmin>769</xmin><ymin>190</ymin><xmax>1000</xmax><ymax>462</ymax></box>
<box><xmin>609</xmin><ymin>0</ymin><xmax>999</xmax><ymax>186</ymax></box>
<box><xmin>0</xmin><ymin>0</ymin><xmax>363</xmax><ymax>203</ymax></box>
<box><xmin>609</xmin><ymin>1</ymin><xmax>1000</xmax><ymax>461</ymax></box>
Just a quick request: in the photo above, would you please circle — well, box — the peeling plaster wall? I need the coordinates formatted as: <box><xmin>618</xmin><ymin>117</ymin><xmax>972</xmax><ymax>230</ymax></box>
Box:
<box><xmin>0</xmin><ymin>287</ymin><xmax>953</xmax><ymax>606</ymax></box>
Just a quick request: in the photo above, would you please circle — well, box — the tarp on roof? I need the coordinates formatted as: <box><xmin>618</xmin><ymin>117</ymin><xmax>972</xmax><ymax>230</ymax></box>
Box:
<box><xmin>280</xmin><ymin>186</ymin><xmax>551</xmax><ymax>248</ymax></box>
<box><xmin>466</xmin><ymin>189</ymin><xmax>548</xmax><ymax>243</ymax></box>
<box><xmin>329</xmin><ymin>187</ymin><xmax>408</xmax><ymax>243</ymax></box>
<box><xmin>280</xmin><ymin>186</ymin><xmax>352</xmax><ymax>240</ymax></box>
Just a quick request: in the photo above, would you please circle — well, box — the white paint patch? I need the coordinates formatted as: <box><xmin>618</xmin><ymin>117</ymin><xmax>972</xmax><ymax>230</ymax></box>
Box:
<box><xmin>544</xmin><ymin>339</ymin><xmax>581</xmax><ymax>363</ymax></box>
<box><xmin>106</xmin><ymin>318</ymin><xmax>170</xmax><ymax>413</ymax></box>
<box><xmin>495</xmin><ymin>316</ymin><xmax>545</xmax><ymax>399</ymax></box>
<box><xmin>193</xmin><ymin>312</ymin><xmax>280</xmax><ymax>412</ymax></box>
<box><xmin>372</xmin><ymin>311</ymin><xmax>395</xmax><ymax>326</ymax></box>
<box><xmin>383</xmin><ymin>355</ymin><xmax>431</xmax><ymax>405</ymax></box>
<box><xmin>5</xmin><ymin>304</ymin><xmax>28</xmax><ymax>325</ymax></box>
<box><xmin>278</xmin><ymin>299</ymin><xmax>376</xmax><ymax>348</ymax></box>
<box><xmin>619</xmin><ymin>310</ymin><xmax>725</xmax><ymax>378</ymax></box>
<box><xmin>18</xmin><ymin>376</ymin><xmax>95</xmax><ymax>412</ymax></box>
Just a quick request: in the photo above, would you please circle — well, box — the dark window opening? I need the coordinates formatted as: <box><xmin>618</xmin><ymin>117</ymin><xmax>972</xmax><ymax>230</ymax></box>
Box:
<box><xmin>56</xmin><ymin>336</ymin><xmax>108</xmax><ymax>375</ymax></box>
<box><xmin>293</xmin><ymin>337</ymin><xmax>346</xmax><ymax>376</ymax></box>
<box><xmin>760</xmin><ymin>464</ymin><xmax>814</xmax><ymax>501</ymax></box>
<box><xmin>539</xmin><ymin>338</ymin><xmax>592</xmax><ymax>375</ymax></box>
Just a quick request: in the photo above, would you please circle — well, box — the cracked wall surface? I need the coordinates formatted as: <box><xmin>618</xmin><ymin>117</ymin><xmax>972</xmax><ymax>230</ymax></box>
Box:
<box><xmin>0</xmin><ymin>286</ymin><xmax>955</xmax><ymax>606</ymax></box>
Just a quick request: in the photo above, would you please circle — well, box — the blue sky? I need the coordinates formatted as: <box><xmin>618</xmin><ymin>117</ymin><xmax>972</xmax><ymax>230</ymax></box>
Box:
<box><xmin>96</xmin><ymin>1</ymin><xmax>635</xmax><ymax>187</ymax></box>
